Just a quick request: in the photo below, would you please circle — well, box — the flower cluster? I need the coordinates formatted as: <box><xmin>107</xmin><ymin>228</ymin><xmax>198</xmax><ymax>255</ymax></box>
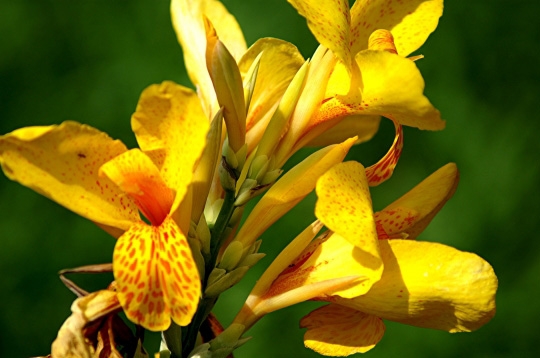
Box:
<box><xmin>0</xmin><ymin>0</ymin><xmax>497</xmax><ymax>357</ymax></box>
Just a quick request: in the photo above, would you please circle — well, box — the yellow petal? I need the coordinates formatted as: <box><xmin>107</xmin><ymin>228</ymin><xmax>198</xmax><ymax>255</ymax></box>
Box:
<box><xmin>99</xmin><ymin>149</ymin><xmax>174</xmax><ymax>227</ymax></box>
<box><xmin>267</xmin><ymin>231</ymin><xmax>381</xmax><ymax>299</ymax></box>
<box><xmin>374</xmin><ymin>207</ymin><xmax>420</xmax><ymax>239</ymax></box>
<box><xmin>317</xmin><ymin>50</ymin><xmax>445</xmax><ymax>130</ymax></box>
<box><xmin>287</xmin><ymin>0</ymin><xmax>352</xmax><ymax>69</ymax></box>
<box><xmin>235</xmin><ymin>138</ymin><xmax>355</xmax><ymax>249</ymax></box>
<box><xmin>301</xmin><ymin>304</ymin><xmax>385</xmax><ymax>356</ymax></box>
<box><xmin>365</xmin><ymin>122</ymin><xmax>403</xmax><ymax>186</ymax></box>
<box><xmin>0</xmin><ymin>121</ymin><xmax>139</xmax><ymax>231</ymax></box>
<box><xmin>335</xmin><ymin>239</ymin><xmax>497</xmax><ymax>332</ymax></box>
<box><xmin>239</xmin><ymin>38</ymin><xmax>305</xmax><ymax>144</ymax></box>
<box><xmin>304</xmin><ymin>115</ymin><xmax>381</xmax><ymax>147</ymax></box>
<box><xmin>378</xmin><ymin>163</ymin><xmax>459</xmax><ymax>239</ymax></box>
<box><xmin>315</xmin><ymin>161</ymin><xmax>378</xmax><ymax>252</ymax></box>
<box><xmin>113</xmin><ymin>216</ymin><xmax>201</xmax><ymax>331</ymax></box>
<box><xmin>350</xmin><ymin>0</ymin><xmax>443</xmax><ymax>56</ymax></box>
<box><xmin>171</xmin><ymin>0</ymin><xmax>246</xmax><ymax>116</ymax></box>
<box><xmin>131</xmin><ymin>82</ymin><xmax>209</xmax><ymax>214</ymax></box>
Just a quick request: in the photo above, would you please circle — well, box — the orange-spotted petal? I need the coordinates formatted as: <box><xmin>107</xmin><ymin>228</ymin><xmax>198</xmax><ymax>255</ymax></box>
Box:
<box><xmin>350</xmin><ymin>0</ymin><xmax>443</xmax><ymax>56</ymax></box>
<box><xmin>315</xmin><ymin>161</ymin><xmax>378</xmax><ymax>252</ymax></box>
<box><xmin>99</xmin><ymin>149</ymin><xmax>174</xmax><ymax>227</ymax></box>
<box><xmin>333</xmin><ymin>239</ymin><xmax>497</xmax><ymax>333</ymax></box>
<box><xmin>379</xmin><ymin>162</ymin><xmax>459</xmax><ymax>239</ymax></box>
<box><xmin>0</xmin><ymin>121</ymin><xmax>139</xmax><ymax>231</ymax></box>
<box><xmin>301</xmin><ymin>304</ymin><xmax>385</xmax><ymax>356</ymax></box>
<box><xmin>375</xmin><ymin>207</ymin><xmax>420</xmax><ymax>239</ymax></box>
<box><xmin>113</xmin><ymin>217</ymin><xmax>200</xmax><ymax>331</ymax></box>
<box><xmin>287</xmin><ymin>0</ymin><xmax>352</xmax><ymax>69</ymax></box>
<box><xmin>267</xmin><ymin>231</ymin><xmax>382</xmax><ymax>299</ymax></box>
<box><xmin>365</xmin><ymin>121</ymin><xmax>403</xmax><ymax>186</ymax></box>
<box><xmin>131</xmin><ymin>82</ymin><xmax>209</xmax><ymax>214</ymax></box>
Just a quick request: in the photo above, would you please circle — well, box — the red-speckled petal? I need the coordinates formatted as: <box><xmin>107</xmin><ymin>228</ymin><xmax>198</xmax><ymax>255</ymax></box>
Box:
<box><xmin>333</xmin><ymin>239</ymin><xmax>497</xmax><ymax>333</ymax></box>
<box><xmin>365</xmin><ymin>121</ymin><xmax>403</xmax><ymax>186</ymax></box>
<box><xmin>113</xmin><ymin>216</ymin><xmax>200</xmax><ymax>331</ymax></box>
<box><xmin>99</xmin><ymin>149</ymin><xmax>174</xmax><ymax>227</ymax></box>
<box><xmin>288</xmin><ymin>0</ymin><xmax>352</xmax><ymax>69</ymax></box>
<box><xmin>375</xmin><ymin>207</ymin><xmax>419</xmax><ymax>239</ymax></box>
<box><xmin>267</xmin><ymin>232</ymin><xmax>382</xmax><ymax>299</ymax></box>
<box><xmin>380</xmin><ymin>163</ymin><xmax>459</xmax><ymax>240</ymax></box>
<box><xmin>315</xmin><ymin>161</ymin><xmax>378</xmax><ymax>252</ymax></box>
<box><xmin>301</xmin><ymin>304</ymin><xmax>385</xmax><ymax>355</ymax></box>
<box><xmin>350</xmin><ymin>0</ymin><xmax>443</xmax><ymax>56</ymax></box>
<box><xmin>131</xmin><ymin>82</ymin><xmax>209</xmax><ymax>214</ymax></box>
<box><xmin>0</xmin><ymin>121</ymin><xmax>139</xmax><ymax>231</ymax></box>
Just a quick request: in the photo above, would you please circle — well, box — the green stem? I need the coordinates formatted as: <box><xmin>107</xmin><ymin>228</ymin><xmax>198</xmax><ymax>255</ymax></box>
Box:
<box><xmin>181</xmin><ymin>189</ymin><xmax>237</xmax><ymax>357</ymax></box>
<box><xmin>163</xmin><ymin>321</ymin><xmax>182</xmax><ymax>358</ymax></box>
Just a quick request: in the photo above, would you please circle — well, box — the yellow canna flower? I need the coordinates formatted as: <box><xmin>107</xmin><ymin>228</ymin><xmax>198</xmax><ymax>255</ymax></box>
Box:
<box><xmin>273</xmin><ymin>0</ymin><xmax>446</xmax><ymax>179</ymax></box>
<box><xmin>0</xmin><ymin>81</ymin><xmax>209</xmax><ymax>331</ymax></box>
<box><xmin>238</xmin><ymin>162</ymin><xmax>497</xmax><ymax>355</ymax></box>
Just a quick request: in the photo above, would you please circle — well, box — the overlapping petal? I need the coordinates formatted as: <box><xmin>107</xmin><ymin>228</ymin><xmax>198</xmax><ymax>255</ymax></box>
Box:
<box><xmin>113</xmin><ymin>216</ymin><xmax>201</xmax><ymax>331</ymax></box>
<box><xmin>171</xmin><ymin>0</ymin><xmax>246</xmax><ymax>116</ymax></box>
<box><xmin>332</xmin><ymin>239</ymin><xmax>497</xmax><ymax>332</ymax></box>
<box><xmin>131</xmin><ymin>81</ymin><xmax>209</xmax><ymax>214</ymax></box>
<box><xmin>304</xmin><ymin>115</ymin><xmax>381</xmax><ymax>147</ymax></box>
<box><xmin>301</xmin><ymin>304</ymin><xmax>385</xmax><ymax>356</ymax></box>
<box><xmin>239</xmin><ymin>38</ymin><xmax>305</xmax><ymax>149</ymax></box>
<box><xmin>350</xmin><ymin>0</ymin><xmax>444</xmax><ymax>56</ymax></box>
<box><xmin>267</xmin><ymin>232</ymin><xmax>380</xmax><ymax>299</ymax></box>
<box><xmin>99</xmin><ymin>149</ymin><xmax>174</xmax><ymax>227</ymax></box>
<box><xmin>317</xmin><ymin>50</ymin><xmax>444</xmax><ymax>130</ymax></box>
<box><xmin>0</xmin><ymin>121</ymin><xmax>139</xmax><ymax>231</ymax></box>
<box><xmin>287</xmin><ymin>0</ymin><xmax>352</xmax><ymax>68</ymax></box>
<box><xmin>235</xmin><ymin>138</ymin><xmax>355</xmax><ymax>248</ymax></box>
<box><xmin>315</xmin><ymin>161</ymin><xmax>378</xmax><ymax>252</ymax></box>
<box><xmin>376</xmin><ymin>163</ymin><xmax>459</xmax><ymax>239</ymax></box>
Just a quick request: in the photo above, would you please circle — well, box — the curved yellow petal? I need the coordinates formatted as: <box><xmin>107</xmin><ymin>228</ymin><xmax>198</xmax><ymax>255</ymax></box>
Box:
<box><xmin>304</xmin><ymin>115</ymin><xmax>381</xmax><ymax>147</ymax></box>
<box><xmin>365</xmin><ymin>122</ymin><xmax>403</xmax><ymax>186</ymax></box>
<box><xmin>350</xmin><ymin>0</ymin><xmax>443</xmax><ymax>56</ymax></box>
<box><xmin>99</xmin><ymin>149</ymin><xmax>174</xmax><ymax>227</ymax></box>
<box><xmin>268</xmin><ymin>232</ymin><xmax>382</xmax><ymax>299</ymax></box>
<box><xmin>379</xmin><ymin>163</ymin><xmax>459</xmax><ymax>239</ymax></box>
<box><xmin>336</xmin><ymin>239</ymin><xmax>497</xmax><ymax>332</ymax></box>
<box><xmin>357</xmin><ymin>50</ymin><xmax>443</xmax><ymax>129</ymax></box>
<box><xmin>239</xmin><ymin>38</ymin><xmax>305</xmax><ymax>134</ymax></box>
<box><xmin>131</xmin><ymin>82</ymin><xmax>209</xmax><ymax>213</ymax></box>
<box><xmin>317</xmin><ymin>50</ymin><xmax>444</xmax><ymax>130</ymax></box>
<box><xmin>287</xmin><ymin>0</ymin><xmax>352</xmax><ymax>69</ymax></box>
<box><xmin>315</xmin><ymin>161</ymin><xmax>378</xmax><ymax>252</ymax></box>
<box><xmin>301</xmin><ymin>304</ymin><xmax>385</xmax><ymax>356</ymax></box>
<box><xmin>0</xmin><ymin>121</ymin><xmax>139</xmax><ymax>231</ymax></box>
<box><xmin>171</xmin><ymin>0</ymin><xmax>246</xmax><ymax>116</ymax></box>
<box><xmin>235</xmin><ymin>138</ymin><xmax>355</xmax><ymax>248</ymax></box>
<box><xmin>113</xmin><ymin>217</ymin><xmax>201</xmax><ymax>331</ymax></box>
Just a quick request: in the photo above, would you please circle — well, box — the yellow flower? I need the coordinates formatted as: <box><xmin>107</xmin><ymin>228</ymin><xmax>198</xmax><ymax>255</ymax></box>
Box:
<box><xmin>236</xmin><ymin>162</ymin><xmax>497</xmax><ymax>355</ymax></box>
<box><xmin>273</xmin><ymin>0</ymin><xmax>446</xmax><ymax>179</ymax></box>
<box><xmin>171</xmin><ymin>0</ymin><xmax>305</xmax><ymax>152</ymax></box>
<box><xmin>0</xmin><ymin>81</ymin><xmax>209</xmax><ymax>331</ymax></box>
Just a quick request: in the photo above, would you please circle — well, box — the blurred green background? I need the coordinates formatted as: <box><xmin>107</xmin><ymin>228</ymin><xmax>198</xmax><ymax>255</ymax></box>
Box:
<box><xmin>0</xmin><ymin>0</ymin><xmax>537</xmax><ymax>357</ymax></box>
